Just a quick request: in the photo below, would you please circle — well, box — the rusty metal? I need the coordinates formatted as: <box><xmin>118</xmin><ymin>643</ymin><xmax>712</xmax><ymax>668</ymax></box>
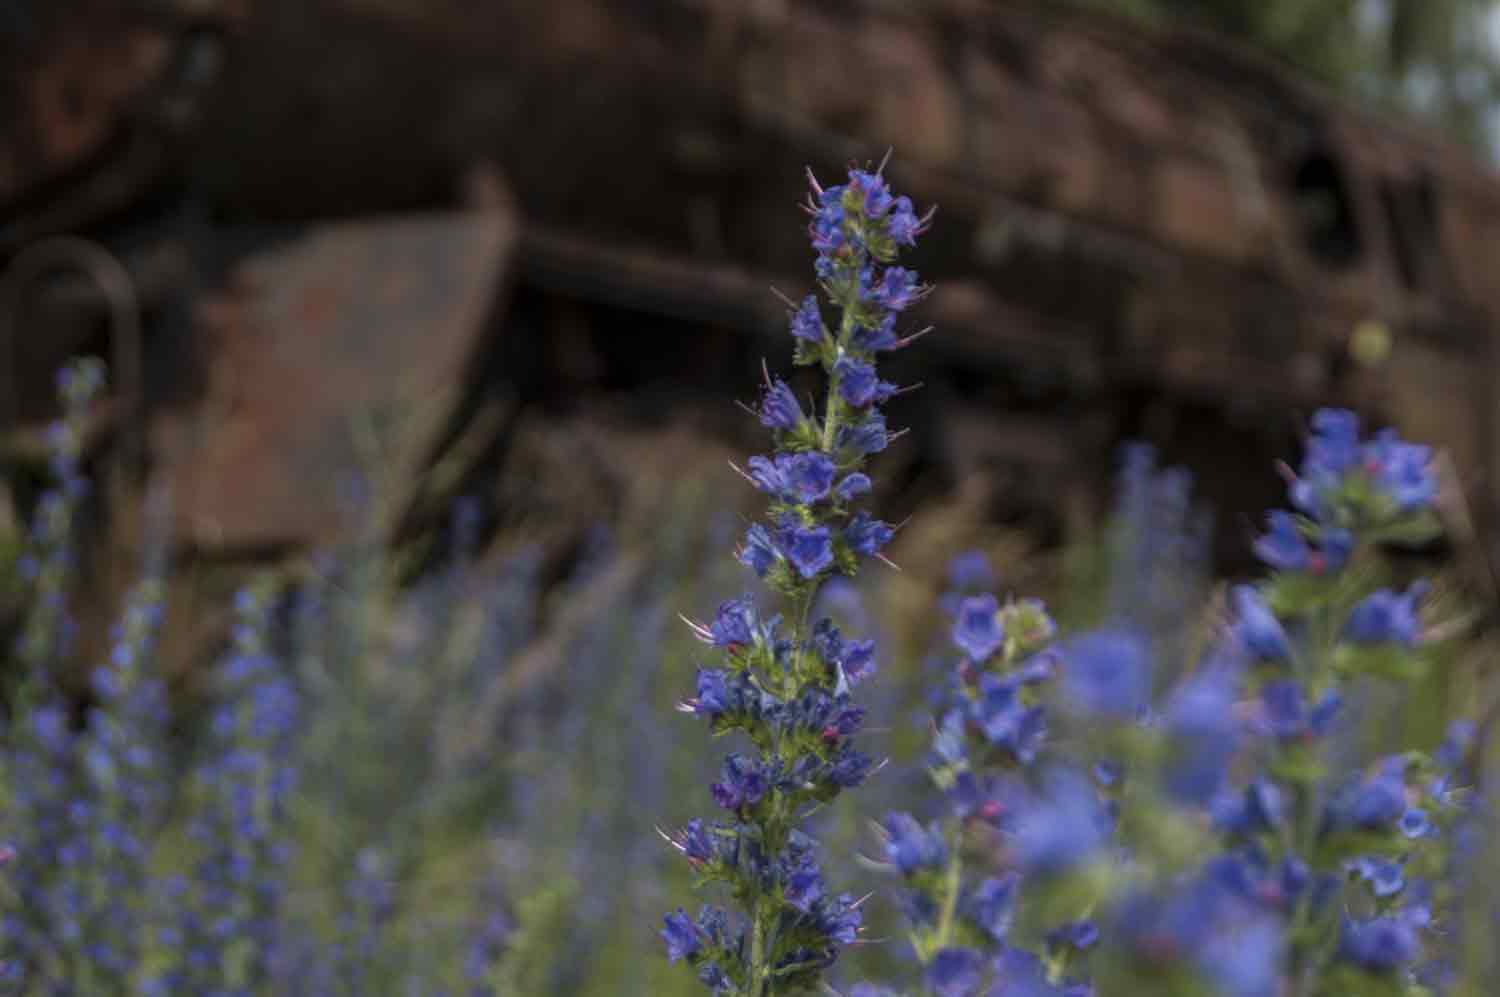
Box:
<box><xmin>0</xmin><ymin>0</ymin><xmax>244</xmax><ymax>252</ymax></box>
<box><xmin>4</xmin><ymin>0</ymin><xmax>1500</xmax><ymax>573</ymax></box>
<box><xmin>0</xmin><ymin>237</ymin><xmax>142</xmax><ymax>464</ymax></box>
<box><xmin>159</xmin><ymin>209</ymin><xmax>517</xmax><ymax>553</ymax></box>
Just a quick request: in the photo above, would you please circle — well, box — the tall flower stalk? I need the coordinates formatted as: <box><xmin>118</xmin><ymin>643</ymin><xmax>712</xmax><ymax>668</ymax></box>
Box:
<box><xmin>879</xmin><ymin>556</ymin><xmax>1097</xmax><ymax>997</ymax></box>
<box><xmin>1051</xmin><ymin>411</ymin><xmax>1460</xmax><ymax>997</ymax></box>
<box><xmin>658</xmin><ymin>162</ymin><xmax>931</xmax><ymax>995</ymax></box>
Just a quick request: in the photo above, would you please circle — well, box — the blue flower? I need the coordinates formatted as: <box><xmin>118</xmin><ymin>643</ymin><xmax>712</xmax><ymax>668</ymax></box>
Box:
<box><xmin>881</xmin><ymin>813</ymin><xmax>948</xmax><ymax>875</ymax></box>
<box><xmin>694</xmin><ymin>670</ymin><xmax>730</xmax><ymax>716</ymax></box>
<box><xmin>1319</xmin><ymin>527</ymin><xmax>1354</xmax><ymax>572</ymax></box>
<box><xmin>848</xmin><ymin>169</ymin><xmax>894</xmax><ymax>218</ymax></box>
<box><xmin>968</xmin><ymin>874</ymin><xmax>1020</xmax><ymax>941</ymax></box>
<box><xmin>810</xmin><ymin>192</ymin><xmax>846</xmax><ymax>259</ymax></box>
<box><xmin>838</xmin><ymin>412</ymin><xmax>889</xmax><ymax>457</ymax></box>
<box><xmin>737</xmin><ymin>523</ymin><xmax>779</xmax><ymax>577</ymax></box>
<box><xmin>1012</xmin><ymin>769</ymin><xmax>1109</xmax><ymax>875</ymax></box>
<box><xmin>844</xmin><ymin>513</ymin><xmax>893</xmax><ymax>558</ymax></box>
<box><xmin>972</xmin><ymin>675</ymin><xmax>1047</xmax><ymax>763</ymax></box>
<box><xmin>760</xmin><ymin>379</ymin><xmax>805</xmax><ymax>431</ymax></box>
<box><xmin>746</xmin><ymin>456</ymin><xmax>787</xmax><ymax>497</ymax></box>
<box><xmin>927</xmin><ymin>947</ymin><xmax>984</xmax><ymax>997</ymax></box>
<box><xmin>1215</xmin><ymin>779</ymin><xmax>1284</xmax><ymax>834</ymax></box>
<box><xmin>1165</xmin><ymin>665</ymin><xmax>1237</xmax><ymax>739</ymax></box>
<box><xmin>784</xmin><ymin>452</ymin><xmax>836</xmax><ymax>504</ymax></box>
<box><xmin>1263</xmin><ymin>681</ymin><xmax>1341</xmax><ymax>746</ymax></box>
<box><xmin>1304</xmin><ymin>409</ymin><xmax>1363</xmax><ymax>479</ymax></box>
<box><xmin>679</xmin><ymin>819</ymin><xmax>718</xmax><ymax>865</ymax></box>
<box><xmin>790</xmin><ymin>295</ymin><xmax>823</xmax><ymax>342</ymax></box>
<box><xmin>812</xmin><ymin>618</ymin><xmax>878</xmax><ymax>689</ymax></box>
<box><xmin>1364</xmin><ymin>429</ymin><xmax>1435</xmax><ymax>511</ymax></box>
<box><xmin>834</xmin><ymin>358</ymin><xmax>896</xmax><ymax>409</ymax></box>
<box><xmin>840</xmin><ymin>639</ymin><xmax>877</xmax><ymax>686</ymax></box>
<box><xmin>1339</xmin><ymin>915</ymin><xmax>1419</xmax><ymax>972</ymax></box>
<box><xmin>932</xmin><ymin>709</ymin><xmax>967</xmax><ymax>767</ymax></box>
<box><xmin>778</xmin><ymin>523</ymin><xmax>835</xmax><ymax>579</ymax></box>
<box><xmin>1344</xmin><ymin>583</ymin><xmax>1426</xmax><ymax>645</ymax></box>
<box><xmin>817</xmin><ymin>892</ymin><xmax>864</xmax><ymax>944</ymax></box>
<box><xmin>711</xmin><ymin>754</ymin><xmax>768</xmax><ymax>811</ymax></box>
<box><xmin>851</xmin><ymin>313</ymin><xmax>900</xmax><ymax>352</ymax></box>
<box><xmin>828</xmin><ymin>748</ymin><xmax>873</xmax><ymax>787</ymax></box>
<box><xmin>1436</xmin><ymin>719</ymin><xmax>1475</xmax><ymax>769</ymax></box>
<box><xmin>953</xmin><ymin>594</ymin><xmax>1004</xmax><ymax>662</ymax></box>
<box><xmin>887</xmin><ymin>196</ymin><xmax>922</xmax><ymax>246</ymax></box>
<box><xmin>709</xmin><ymin>597</ymin><xmax>756</xmax><ymax>648</ymax></box>
<box><xmin>1232</xmin><ymin>586</ymin><xmax>1290</xmax><ymax>661</ymax></box>
<box><xmin>1200</xmin><ymin>915</ymin><xmax>1282</xmax><ymax>997</ymax></box>
<box><xmin>698</xmin><ymin>963</ymin><xmax>731</xmax><ymax>991</ymax></box>
<box><xmin>1350</xmin><ymin>856</ymin><xmax>1406</xmax><ymax>898</ymax></box>
<box><xmin>32</xmin><ymin>705</ymin><xmax>71</xmax><ymax>754</ymax></box>
<box><xmin>1059</xmin><ymin>630</ymin><xmax>1150</xmax><ymax>718</ymax></box>
<box><xmin>783</xmin><ymin>861</ymin><xmax>824</xmax><ymax>914</ymax></box>
<box><xmin>1163</xmin><ymin>667</ymin><xmax>1239</xmax><ymax>804</ymax></box>
<box><xmin>835</xmin><ymin>473</ymin><xmax>872</xmax><ymax>501</ymax></box>
<box><xmin>1345</xmin><ymin>767</ymin><xmax>1407</xmax><ymax>830</ymax></box>
<box><xmin>662</xmin><ymin>909</ymin><xmax>700</xmax><ymax>963</ymax></box>
<box><xmin>868</xmin><ymin>267</ymin><xmax>922</xmax><ymax>311</ymax></box>
<box><xmin>1252</xmin><ymin>511</ymin><xmax>1310</xmax><ymax>572</ymax></box>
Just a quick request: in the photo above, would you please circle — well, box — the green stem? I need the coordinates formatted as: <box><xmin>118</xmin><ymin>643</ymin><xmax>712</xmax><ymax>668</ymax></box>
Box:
<box><xmin>745</xmin><ymin>280</ymin><xmax>862</xmax><ymax>997</ymax></box>
<box><xmin>1285</xmin><ymin>574</ymin><xmax>1368</xmax><ymax>997</ymax></box>
<box><xmin>819</xmin><ymin>307</ymin><xmax>855</xmax><ymax>455</ymax></box>
<box><xmin>914</xmin><ymin>844</ymin><xmax>965</xmax><ymax>997</ymax></box>
<box><xmin>748</xmin><ymin>898</ymin><xmax>768</xmax><ymax>997</ymax></box>
<box><xmin>933</xmin><ymin>845</ymin><xmax>964</xmax><ymax>952</ymax></box>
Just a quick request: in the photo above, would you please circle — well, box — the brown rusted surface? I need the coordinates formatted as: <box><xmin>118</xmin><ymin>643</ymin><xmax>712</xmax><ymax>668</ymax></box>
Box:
<box><xmin>157</xmin><ymin>209</ymin><xmax>516</xmax><ymax>552</ymax></box>
<box><xmin>4</xmin><ymin>0</ymin><xmax>1500</xmax><ymax>570</ymax></box>
<box><xmin>0</xmin><ymin>0</ymin><xmax>244</xmax><ymax>251</ymax></box>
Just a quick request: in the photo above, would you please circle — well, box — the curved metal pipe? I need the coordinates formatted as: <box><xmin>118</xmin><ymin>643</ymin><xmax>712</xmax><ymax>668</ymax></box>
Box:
<box><xmin>0</xmin><ymin>236</ymin><xmax>143</xmax><ymax>465</ymax></box>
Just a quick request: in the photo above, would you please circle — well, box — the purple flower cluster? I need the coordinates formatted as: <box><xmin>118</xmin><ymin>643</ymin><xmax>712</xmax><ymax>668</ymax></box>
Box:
<box><xmin>661</xmin><ymin>162</ymin><xmax>930</xmax><ymax>996</ymax></box>
<box><xmin>732</xmin><ymin>168</ymin><xmax>931</xmax><ymax>594</ymax></box>
<box><xmin>861</xmin><ymin>409</ymin><xmax>1460</xmax><ymax>996</ymax></box>
<box><xmin>1064</xmin><ymin>413</ymin><xmax>1458</xmax><ymax>995</ymax></box>
<box><xmin>12</xmin><ymin>358</ymin><xmax>103</xmax><ymax>673</ymax></box>
<box><xmin>875</xmin><ymin>554</ymin><xmax>1094</xmax><ymax>995</ymax></box>
<box><xmin>150</xmin><ymin>583</ymin><xmax>300</xmax><ymax>992</ymax></box>
<box><xmin>2</xmin><ymin>360</ymin><xmax>173</xmax><ymax>988</ymax></box>
<box><xmin>1257</xmin><ymin>409</ymin><xmax>1437</xmax><ymax>575</ymax></box>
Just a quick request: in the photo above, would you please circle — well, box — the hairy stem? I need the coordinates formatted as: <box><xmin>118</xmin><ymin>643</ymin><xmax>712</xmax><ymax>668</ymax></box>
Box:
<box><xmin>748</xmin><ymin>898</ymin><xmax>768</xmax><ymax>997</ymax></box>
<box><xmin>933</xmin><ymin>845</ymin><xmax>964</xmax><ymax>953</ymax></box>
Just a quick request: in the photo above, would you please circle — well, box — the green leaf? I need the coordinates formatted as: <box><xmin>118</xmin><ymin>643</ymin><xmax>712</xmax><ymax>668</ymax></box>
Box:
<box><xmin>1263</xmin><ymin>572</ymin><xmax>1346</xmax><ymax>615</ymax></box>
<box><xmin>1269</xmin><ymin>742</ymin><xmax>1328</xmax><ymax>786</ymax></box>
<box><xmin>1366</xmin><ymin>511</ymin><xmax>1444</xmax><ymax>547</ymax></box>
<box><xmin>1316</xmin><ymin>964</ymin><xmax>1407</xmax><ymax>997</ymax></box>
<box><xmin>1332</xmin><ymin>643</ymin><xmax>1428</xmax><ymax>682</ymax></box>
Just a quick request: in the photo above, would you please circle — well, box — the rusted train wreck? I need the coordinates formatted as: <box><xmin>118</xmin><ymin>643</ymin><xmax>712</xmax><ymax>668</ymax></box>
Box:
<box><xmin>2</xmin><ymin>0</ymin><xmax>1498</xmax><ymax>588</ymax></box>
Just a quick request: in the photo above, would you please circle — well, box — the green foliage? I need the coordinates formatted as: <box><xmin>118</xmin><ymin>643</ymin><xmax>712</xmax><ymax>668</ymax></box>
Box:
<box><xmin>1076</xmin><ymin>0</ymin><xmax>1500</xmax><ymax>150</ymax></box>
<box><xmin>490</xmin><ymin>878</ymin><xmax>580</xmax><ymax>996</ymax></box>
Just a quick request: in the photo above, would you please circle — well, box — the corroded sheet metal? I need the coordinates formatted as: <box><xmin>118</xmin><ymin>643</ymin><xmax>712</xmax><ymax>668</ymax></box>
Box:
<box><xmin>0</xmin><ymin>0</ymin><xmax>244</xmax><ymax>249</ymax></box>
<box><xmin>162</xmin><ymin>210</ymin><xmax>515</xmax><ymax>551</ymax></box>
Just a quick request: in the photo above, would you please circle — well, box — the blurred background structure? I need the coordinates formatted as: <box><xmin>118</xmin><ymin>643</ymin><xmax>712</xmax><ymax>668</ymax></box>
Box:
<box><xmin>7</xmin><ymin>0</ymin><xmax>1500</xmax><ymax>605</ymax></box>
<box><xmin>4</xmin><ymin>2</ymin><xmax>1500</xmax><ymax>992</ymax></box>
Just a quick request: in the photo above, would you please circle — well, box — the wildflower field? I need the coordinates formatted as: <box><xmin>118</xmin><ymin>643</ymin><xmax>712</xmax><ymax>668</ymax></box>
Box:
<box><xmin>0</xmin><ymin>162</ymin><xmax>1495</xmax><ymax>997</ymax></box>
